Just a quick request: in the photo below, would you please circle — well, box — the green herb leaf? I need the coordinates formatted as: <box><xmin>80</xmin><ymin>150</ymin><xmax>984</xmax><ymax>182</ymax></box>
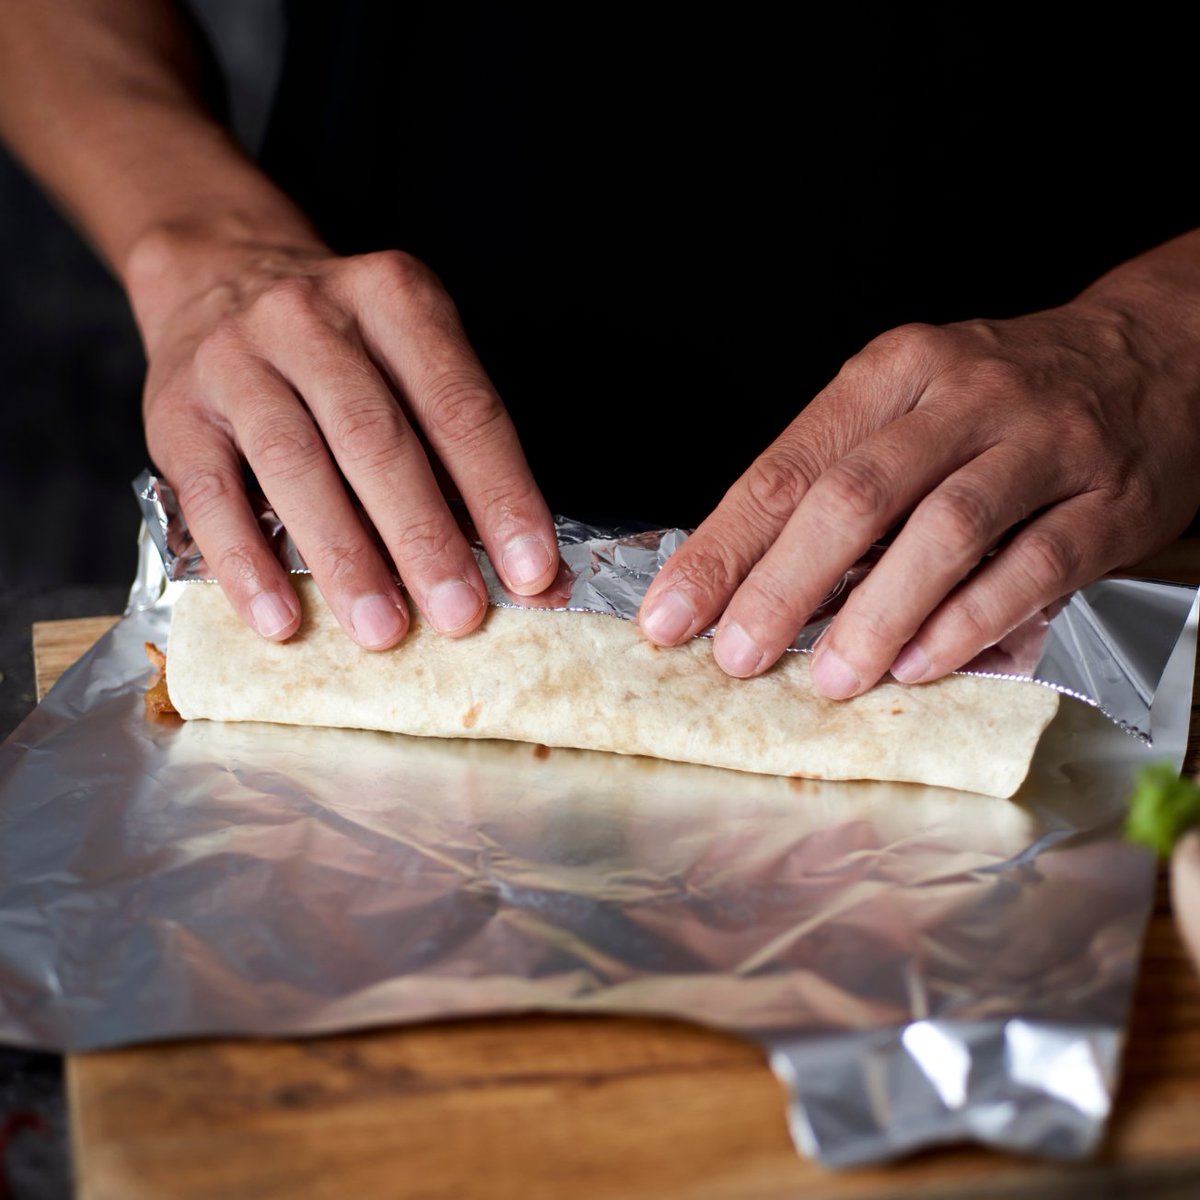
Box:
<box><xmin>1126</xmin><ymin>763</ymin><xmax>1200</xmax><ymax>858</ymax></box>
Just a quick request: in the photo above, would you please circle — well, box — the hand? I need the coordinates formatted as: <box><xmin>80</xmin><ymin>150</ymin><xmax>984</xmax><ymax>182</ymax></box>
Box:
<box><xmin>638</xmin><ymin>297</ymin><xmax>1200</xmax><ymax>696</ymax></box>
<box><xmin>135</xmin><ymin>232</ymin><xmax>559</xmax><ymax>649</ymax></box>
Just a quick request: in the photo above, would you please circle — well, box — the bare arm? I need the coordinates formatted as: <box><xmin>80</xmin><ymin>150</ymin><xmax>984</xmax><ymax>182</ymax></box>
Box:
<box><xmin>0</xmin><ymin>0</ymin><xmax>560</xmax><ymax>647</ymax></box>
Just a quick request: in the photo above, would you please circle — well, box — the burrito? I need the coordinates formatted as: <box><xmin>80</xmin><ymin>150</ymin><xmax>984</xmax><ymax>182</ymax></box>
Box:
<box><xmin>165</xmin><ymin>577</ymin><xmax>1059</xmax><ymax>798</ymax></box>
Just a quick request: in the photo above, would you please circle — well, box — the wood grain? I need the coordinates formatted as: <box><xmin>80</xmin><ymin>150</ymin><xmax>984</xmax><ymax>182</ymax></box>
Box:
<box><xmin>31</xmin><ymin>615</ymin><xmax>119</xmax><ymax>704</ymax></box>
<box><xmin>28</xmin><ymin>554</ymin><xmax>1200</xmax><ymax>1200</ymax></box>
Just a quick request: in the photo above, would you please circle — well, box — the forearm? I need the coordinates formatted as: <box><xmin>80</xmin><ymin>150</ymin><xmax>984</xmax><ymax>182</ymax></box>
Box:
<box><xmin>0</xmin><ymin>0</ymin><xmax>321</xmax><ymax>328</ymax></box>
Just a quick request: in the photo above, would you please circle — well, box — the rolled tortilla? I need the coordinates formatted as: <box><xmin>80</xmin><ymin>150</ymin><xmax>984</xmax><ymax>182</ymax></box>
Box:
<box><xmin>166</xmin><ymin>577</ymin><xmax>1059</xmax><ymax>798</ymax></box>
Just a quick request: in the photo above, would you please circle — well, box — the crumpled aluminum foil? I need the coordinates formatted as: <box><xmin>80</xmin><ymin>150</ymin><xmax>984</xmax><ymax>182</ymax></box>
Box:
<box><xmin>0</xmin><ymin>479</ymin><xmax>1195</xmax><ymax>1169</ymax></box>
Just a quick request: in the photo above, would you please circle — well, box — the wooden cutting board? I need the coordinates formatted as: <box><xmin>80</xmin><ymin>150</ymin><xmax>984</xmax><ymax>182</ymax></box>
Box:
<box><xmin>30</xmin><ymin>546</ymin><xmax>1200</xmax><ymax>1200</ymax></box>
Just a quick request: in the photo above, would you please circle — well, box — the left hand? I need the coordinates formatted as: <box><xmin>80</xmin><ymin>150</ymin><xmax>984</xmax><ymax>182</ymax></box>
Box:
<box><xmin>638</xmin><ymin>295</ymin><xmax>1200</xmax><ymax>697</ymax></box>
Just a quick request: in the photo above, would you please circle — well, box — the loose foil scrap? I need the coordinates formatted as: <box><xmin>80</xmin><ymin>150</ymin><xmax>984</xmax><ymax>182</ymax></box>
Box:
<box><xmin>0</xmin><ymin>489</ymin><xmax>1193</xmax><ymax>1170</ymax></box>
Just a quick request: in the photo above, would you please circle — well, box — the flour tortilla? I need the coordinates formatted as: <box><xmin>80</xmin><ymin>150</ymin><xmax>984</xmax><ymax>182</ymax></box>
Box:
<box><xmin>166</xmin><ymin>577</ymin><xmax>1059</xmax><ymax>798</ymax></box>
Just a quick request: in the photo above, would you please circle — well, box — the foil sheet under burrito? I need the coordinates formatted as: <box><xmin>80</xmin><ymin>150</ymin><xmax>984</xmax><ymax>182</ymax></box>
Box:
<box><xmin>0</xmin><ymin>482</ymin><xmax>1195</xmax><ymax>1168</ymax></box>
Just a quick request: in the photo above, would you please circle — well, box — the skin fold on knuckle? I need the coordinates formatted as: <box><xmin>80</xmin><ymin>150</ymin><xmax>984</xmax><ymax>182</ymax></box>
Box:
<box><xmin>811</xmin><ymin>456</ymin><xmax>894</xmax><ymax>534</ymax></box>
<box><xmin>860</xmin><ymin>321</ymin><xmax>945</xmax><ymax>378</ymax></box>
<box><xmin>366</xmin><ymin>253</ymin><xmax>467</xmax><ymax>343</ymax></box>
<box><xmin>214</xmin><ymin>541</ymin><xmax>271</xmax><ymax>597</ymax></box>
<box><xmin>424</xmin><ymin>373</ymin><xmax>506</xmax><ymax>450</ymax></box>
<box><xmin>469</xmin><ymin>473</ymin><xmax>544</xmax><ymax>537</ymax></box>
<box><xmin>364</xmin><ymin>249</ymin><xmax>432</xmax><ymax>303</ymax></box>
<box><xmin>651</xmin><ymin>539</ymin><xmax>743</xmax><ymax>610</ymax></box>
<box><xmin>175</xmin><ymin>465</ymin><xmax>240</xmax><ymax>527</ymax></box>
<box><xmin>389</xmin><ymin>512</ymin><xmax>462</xmax><ymax>576</ymax></box>
<box><xmin>246</xmin><ymin>417</ymin><xmax>326</xmax><ymax>485</ymax></box>
<box><xmin>312</xmin><ymin>538</ymin><xmax>377</xmax><ymax>589</ymax></box>
<box><xmin>330</xmin><ymin>400</ymin><xmax>410</xmax><ymax>476</ymax></box>
<box><xmin>1011</xmin><ymin>528</ymin><xmax>1084</xmax><ymax>597</ymax></box>
<box><xmin>740</xmin><ymin>451</ymin><xmax>809</xmax><ymax>529</ymax></box>
<box><xmin>250</xmin><ymin>276</ymin><xmax>322</xmax><ymax>327</ymax></box>
<box><xmin>190</xmin><ymin>322</ymin><xmax>251</xmax><ymax>380</ymax></box>
<box><xmin>916</xmin><ymin>486</ymin><xmax>998</xmax><ymax>561</ymax></box>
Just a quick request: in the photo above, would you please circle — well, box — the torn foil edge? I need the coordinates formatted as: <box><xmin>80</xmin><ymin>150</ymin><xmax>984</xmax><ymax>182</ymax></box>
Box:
<box><xmin>133</xmin><ymin>470</ymin><xmax>1197</xmax><ymax>742</ymax></box>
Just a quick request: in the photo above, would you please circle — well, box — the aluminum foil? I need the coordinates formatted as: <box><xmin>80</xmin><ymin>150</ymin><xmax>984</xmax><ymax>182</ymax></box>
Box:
<box><xmin>133</xmin><ymin>470</ymin><xmax>1185</xmax><ymax>740</ymax></box>
<box><xmin>0</xmin><ymin>487</ymin><xmax>1196</xmax><ymax>1169</ymax></box>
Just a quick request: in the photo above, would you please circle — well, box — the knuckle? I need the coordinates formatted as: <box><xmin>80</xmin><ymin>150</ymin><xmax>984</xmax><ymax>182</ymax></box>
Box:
<box><xmin>176</xmin><ymin>465</ymin><xmax>238</xmax><ymax>527</ymax></box>
<box><xmin>666</xmin><ymin>542</ymin><xmax>743</xmax><ymax>598</ymax></box>
<box><xmin>191</xmin><ymin>322</ymin><xmax>247</xmax><ymax>377</ymax></box>
<box><xmin>369</xmin><ymin>248</ymin><xmax>429</xmax><ymax>293</ymax></box>
<box><xmin>425</xmin><ymin>373</ymin><xmax>506</xmax><ymax>446</ymax></box>
<box><xmin>1015</xmin><ymin>528</ymin><xmax>1081</xmax><ymax>591</ymax></box>
<box><xmin>967</xmin><ymin>354</ymin><xmax>1028</xmax><ymax>397</ymax></box>
<box><xmin>390</xmin><ymin>512</ymin><xmax>459</xmax><ymax>570</ymax></box>
<box><xmin>252</xmin><ymin>276</ymin><xmax>322</xmax><ymax>326</ymax></box>
<box><xmin>919</xmin><ymin>486</ymin><xmax>996</xmax><ymax>555</ymax></box>
<box><xmin>331</xmin><ymin>402</ymin><xmax>408</xmax><ymax>472</ymax></box>
<box><xmin>742</xmin><ymin>452</ymin><xmax>808</xmax><ymax>527</ymax></box>
<box><xmin>213</xmin><ymin>542</ymin><xmax>264</xmax><ymax>593</ymax></box>
<box><xmin>312</xmin><ymin>538</ymin><xmax>374</xmax><ymax>587</ymax></box>
<box><xmin>862</xmin><ymin>321</ymin><xmax>944</xmax><ymax>372</ymax></box>
<box><xmin>811</xmin><ymin>458</ymin><xmax>890</xmax><ymax>526</ymax></box>
<box><xmin>470</xmin><ymin>472</ymin><xmax>541</xmax><ymax>529</ymax></box>
<box><xmin>945</xmin><ymin>590</ymin><xmax>996</xmax><ymax>648</ymax></box>
<box><xmin>247</xmin><ymin>416</ymin><xmax>325</xmax><ymax>483</ymax></box>
<box><xmin>365</xmin><ymin>250</ymin><xmax>448</xmax><ymax>320</ymax></box>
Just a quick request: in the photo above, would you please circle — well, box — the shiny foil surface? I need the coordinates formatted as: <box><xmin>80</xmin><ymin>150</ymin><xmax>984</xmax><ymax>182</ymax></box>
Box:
<box><xmin>0</xmin><ymin>490</ymin><xmax>1195</xmax><ymax>1167</ymax></box>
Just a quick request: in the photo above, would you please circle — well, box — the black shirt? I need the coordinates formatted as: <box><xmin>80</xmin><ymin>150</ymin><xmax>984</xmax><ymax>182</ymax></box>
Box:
<box><xmin>261</xmin><ymin>5</ymin><xmax>1197</xmax><ymax>526</ymax></box>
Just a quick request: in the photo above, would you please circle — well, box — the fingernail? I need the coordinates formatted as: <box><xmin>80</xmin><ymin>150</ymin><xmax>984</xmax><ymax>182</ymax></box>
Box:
<box><xmin>811</xmin><ymin>648</ymin><xmax>861</xmax><ymax>699</ymax></box>
<box><xmin>350</xmin><ymin>593</ymin><xmax>406</xmax><ymax>648</ymax></box>
<box><xmin>250</xmin><ymin>591</ymin><xmax>295</xmax><ymax>639</ymax></box>
<box><xmin>890</xmin><ymin>641</ymin><xmax>931</xmax><ymax>684</ymax></box>
<box><xmin>502</xmin><ymin>535</ymin><xmax>553</xmax><ymax>590</ymax></box>
<box><xmin>428</xmin><ymin>579</ymin><xmax>484</xmax><ymax>633</ymax></box>
<box><xmin>714</xmin><ymin>623</ymin><xmax>765</xmax><ymax>677</ymax></box>
<box><xmin>641</xmin><ymin>591</ymin><xmax>695</xmax><ymax>644</ymax></box>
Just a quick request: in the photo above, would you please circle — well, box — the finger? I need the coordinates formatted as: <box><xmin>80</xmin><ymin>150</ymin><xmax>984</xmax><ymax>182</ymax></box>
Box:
<box><xmin>807</xmin><ymin>443</ymin><xmax>1067</xmax><ymax>697</ymax></box>
<box><xmin>263</xmin><ymin>320</ymin><xmax>489</xmax><ymax>638</ymax></box>
<box><xmin>708</xmin><ymin>404</ymin><xmax>986</xmax><ymax>678</ymax></box>
<box><xmin>351</xmin><ymin>251</ymin><xmax>559</xmax><ymax>596</ymax></box>
<box><xmin>155</xmin><ymin>422</ymin><xmax>302</xmax><ymax>641</ymax></box>
<box><xmin>212</xmin><ymin>353</ymin><xmax>411</xmax><ymax>649</ymax></box>
<box><xmin>638</xmin><ymin>328</ymin><xmax>942</xmax><ymax>646</ymax></box>
<box><xmin>888</xmin><ymin>492</ymin><xmax>1116</xmax><ymax>682</ymax></box>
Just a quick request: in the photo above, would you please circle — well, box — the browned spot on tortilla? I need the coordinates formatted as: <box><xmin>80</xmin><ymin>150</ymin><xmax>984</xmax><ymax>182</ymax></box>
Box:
<box><xmin>532</xmin><ymin>743</ymin><xmax>551</xmax><ymax>760</ymax></box>
<box><xmin>788</xmin><ymin>774</ymin><xmax>818</xmax><ymax>794</ymax></box>
<box><xmin>622</xmin><ymin>690</ymin><xmax>640</xmax><ymax>702</ymax></box>
<box><xmin>461</xmin><ymin>702</ymin><xmax>482</xmax><ymax>729</ymax></box>
<box><xmin>891</xmin><ymin>707</ymin><xmax>904</xmax><ymax>715</ymax></box>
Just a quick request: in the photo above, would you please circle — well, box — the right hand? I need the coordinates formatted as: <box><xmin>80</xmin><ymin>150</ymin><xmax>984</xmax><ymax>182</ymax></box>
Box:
<box><xmin>133</xmin><ymin>232</ymin><xmax>559</xmax><ymax>649</ymax></box>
